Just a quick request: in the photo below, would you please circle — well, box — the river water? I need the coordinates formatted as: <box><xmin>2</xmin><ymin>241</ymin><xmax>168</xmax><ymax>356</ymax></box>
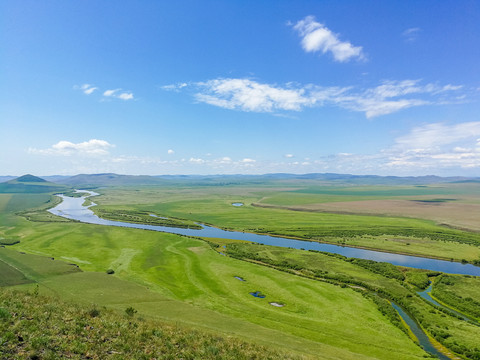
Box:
<box><xmin>48</xmin><ymin>191</ymin><xmax>480</xmax><ymax>276</ymax></box>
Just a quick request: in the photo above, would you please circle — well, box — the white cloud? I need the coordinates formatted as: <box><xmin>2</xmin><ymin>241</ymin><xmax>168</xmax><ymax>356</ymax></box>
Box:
<box><xmin>75</xmin><ymin>85</ymin><xmax>134</xmax><ymax>101</ymax></box>
<box><xmin>29</xmin><ymin>139</ymin><xmax>115</xmax><ymax>156</ymax></box>
<box><xmin>103</xmin><ymin>89</ymin><xmax>120</xmax><ymax>97</ymax></box>
<box><xmin>75</xmin><ymin>84</ymin><xmax>98</xmax><ymax>95</ymax></box>
<box><xmin>117</xmin><ymin>92</ymin><xmax>134</xmax><ymax>101</ymax></box>
<box><xmin>189</xmin><ymin>78</ymin><xmax>463</xmax><ymax>118</ymax></box>
<box><xmin>336</xmin><ymin>80</ymin><xmax>464</xmax><ymax>118</ymax></box>
<box><xmin>167</xmin><ymin>149</ymin><xmax>175</xmax><ymax>155</ymax></box>
<box><xmin>103</xmin><ymin>89</ymin><xmax>134</xmax><ymax>101</ymax></box>
<box><xmin>293</xmin><ymin>16</ymin><xmax>364</xmax><ymax>62</ymax></box>
<box><xmin>393</xmin><ymin>121</ymin><xmax>480</xmax><ymax>149</ymax></box>
<box><xmin>189</xmin><ymin>157</ymin><xmax>205</xmax><ymax>164</ymax></box>
<box><xmin>241</xmin><ymin>158</ymin><xmax>256</xmax><ymax>163</ymax></box>
<box><xmin>195</xmin><ymin>78</ymin><xmax>313</xmax><ymax>112</ymax></box>
<box><xmin>161</xmin><ymin>83</ymin><xmax>188</xmax><ymax>92</ymax></box>
<box><xmin>402</xmin><ymin>27</ymin><xmax>421</xmax><ymax>42</ymax></box>
<box><xmin>285</xmin><ymin>154</ymin><xmax>294</xmax><ymax>158</ymax></box>
<box><xmin>385</xmin><ymin>122</ymin><xmax>480</xmax><ymax>170</ymax></box>
<box><xmin>215</xmin><ymin>157</ymin><xmax>232</xmax><ymax>164</ymax></box>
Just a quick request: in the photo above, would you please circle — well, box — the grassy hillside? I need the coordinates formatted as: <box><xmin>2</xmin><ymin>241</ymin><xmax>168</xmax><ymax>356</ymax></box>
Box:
<box><xmin>0</xmin><ymin>174</ymin><xmax>69</xmax><ymax>194</ymax></box>
<box><xmin>0</xmin><ymin>288</ymin><xmax>301</xmax><ymax>360</ymax></box>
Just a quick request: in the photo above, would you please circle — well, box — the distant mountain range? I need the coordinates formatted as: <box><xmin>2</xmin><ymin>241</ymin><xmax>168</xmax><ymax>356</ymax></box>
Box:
<box><xmin>1</xmin><ymin>173</ymin><xmax>478</xmax><ymax>191</ymax></box>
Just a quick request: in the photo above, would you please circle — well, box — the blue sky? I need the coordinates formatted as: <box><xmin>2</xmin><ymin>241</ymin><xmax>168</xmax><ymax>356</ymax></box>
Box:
<box><xmin>1</xmin><ymin>0</ymin><xmax>480</xmax><ymax>176</ymax></box>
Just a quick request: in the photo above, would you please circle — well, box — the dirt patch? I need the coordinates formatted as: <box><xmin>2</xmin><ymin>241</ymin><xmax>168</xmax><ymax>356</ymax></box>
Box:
<box><xmin>188</xmin><ymin>246</ymin><xmax>206</xmax><ymax>254</ymax></box>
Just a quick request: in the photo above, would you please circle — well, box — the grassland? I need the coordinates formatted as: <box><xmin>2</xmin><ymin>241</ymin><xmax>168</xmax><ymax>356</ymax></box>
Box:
<box><xmin>0</xmin><ymin>193</ymin><xmax>430</xmax><ymax>359</ymax></box>
<box><xmin>0</xmin><ymin>288</ymin><xmax>301</xmax><ymax>360</ymax></box>
<box><xmin>90</xmin><ymin>184</ymin><xmax>480</xmax><ymax>263</ymax></box>
<box><xmin>223</xmin><ymin>243</ymin><xmax>480</xmax><ymax>359</ymax></box>
<box><xmin>3</xmin><ymin>179</ymin><xmax>480</xmax><ymax>359</ymax></box>
<box><xmin>0</xmin><ymin>225</ymin><xmax>428</xmax><ymax>359</ymax></box>
<box><xmin>253</xmin><ymin>183</ymin><xmax>480</xmax><ymax>231</ymax></box>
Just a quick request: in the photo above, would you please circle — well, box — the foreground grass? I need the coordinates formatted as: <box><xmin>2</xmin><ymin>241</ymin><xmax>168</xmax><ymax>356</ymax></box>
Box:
<box><xmin>0</xmin><ymin>288</ymin><xmax>301</xmax><ymax>360</ymax></box>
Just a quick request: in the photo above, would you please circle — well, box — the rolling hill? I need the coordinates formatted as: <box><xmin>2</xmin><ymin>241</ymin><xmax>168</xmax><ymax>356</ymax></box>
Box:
<box><xmin>0</xmin><ymin>174</ymin><xmax>69</xmax><ymax>193</ymax></box>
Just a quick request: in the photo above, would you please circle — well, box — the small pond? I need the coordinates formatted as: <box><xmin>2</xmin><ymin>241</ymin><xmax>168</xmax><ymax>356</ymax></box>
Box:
<box><xmin>250</xmin><ymin>291</ymin><xmax>266</xmax><ymax>298</ymax></box>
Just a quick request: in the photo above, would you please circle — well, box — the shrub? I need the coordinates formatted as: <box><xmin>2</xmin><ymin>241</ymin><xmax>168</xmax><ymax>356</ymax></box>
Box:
<box><xmin>125</xmin><ymin>306</ymin><xmax>137</xmax><ymax>317</ymax></box>
<box><xmin>0</xmin><ymin>308</ymin><xmax>11</xmax><ymax>320</ymax></box>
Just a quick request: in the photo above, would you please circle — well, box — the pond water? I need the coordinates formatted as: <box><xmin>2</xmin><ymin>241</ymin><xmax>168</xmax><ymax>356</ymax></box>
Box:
<box><xmin>232</xmin><ymin>203</ymin><xmax>244</xmax><ymax>207</ymax></box>
<box><xmin>250</xmin><ymin>291</ymin><xmax>266</xmax><ymax>298</ymax></box>
<box><xmin>48</xmin><ymin>191</ymin><xmax>480</xmax><ymax>276</ymax></box>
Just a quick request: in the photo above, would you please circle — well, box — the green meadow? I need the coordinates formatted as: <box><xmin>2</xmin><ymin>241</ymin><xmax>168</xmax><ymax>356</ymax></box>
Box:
<box><xmin>2</xmin><ymin>178</ymin><xmax>480</xmax><ymax>359</ymax></box>
<box><xmin>0</xmin><ymin>192</ymin><xmax>427</xmax><ymax>359</ymax></box>
<box><xmin>92</xmin><ymin>184</ymin><xmax>480</xmax><ymax>263</ymax></box>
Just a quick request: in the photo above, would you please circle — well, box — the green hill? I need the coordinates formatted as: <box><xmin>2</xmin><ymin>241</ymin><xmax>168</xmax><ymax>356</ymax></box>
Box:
<box><xmin>14</xmin><ymin>174</ymin><xmax>47</xmax><ymax>183</ymax></box>
<box><xmin>0</xmin><ymin>174</ymin><xmax>69</xmax><ymax>193</ymax></box>
<box><xmin>0</xmin><ymin>289</ymin><xmax>300</xmax><ymax>360</ymax></box>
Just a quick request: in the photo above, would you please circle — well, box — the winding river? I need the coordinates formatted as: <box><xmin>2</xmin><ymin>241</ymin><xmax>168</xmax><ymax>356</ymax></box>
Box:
<box><xmin>49</xmin><ymin>191</ymin><xmax>480</xmax><ymax>276</ymax></box>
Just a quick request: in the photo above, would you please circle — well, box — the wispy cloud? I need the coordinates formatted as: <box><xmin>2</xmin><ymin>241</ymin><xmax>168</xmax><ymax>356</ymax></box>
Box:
<box><xmin>292</xmin><ymin>16</ymin><xmax>364</xmax><ymax>62</ymax></box>
<box><xmin>103</xmin><ymin>88</ymin><xmax>134</xmax><ymax>101</ymax></box>
<box><xmin>117</xmin><ymin>92</ymin><xmax>134</xmax><ymax>100</ymax></box>
<box><xmin>103</xmin><ymin>89</ymin><xmax>120</xmax><ymax>97</ymax></box>
<box><xmin>74</xmin><ymin>84</ymin><xmax>98</xmax><ymax>95</ymax></box>
<box><xmin>75</xmin><ymin>84</ymin><xmax>134</xmax><ymax>101</ymax></box>
<box><xmin>386</xmin><ymin>121</ymin><xmax>480</xmax><ymax>170</ymax></box>
<box><xmin>337</xmin><ymin>80</ymin><xmax>459</xmax><ymax>118</ymax></box>
<box><xmin>195</xmin><ymin>78</ymin><xmax>313</xmax><ymax>112</ymax></box>
<box><xmin>402</xmin><ymin>27</ymin><xmax>421</xmax><ymax>42</ymax></box>
<box><xmin>393</xmin><ymin>121</ymin><xmax>480</xmax><ymax>149</ymax></box>
<box><xmin>161</xmin><ymin>83</ymin><xmax>188</xmax><ymax>92</ymax></box>
<box><xmin>29</xmin><ymin>139</ymin><xmax>114</xmax><ymax>156</ymax></box>
<box><xmin>170</xmin><ymin>78</ymin><xmax>464</xmax><ymax>118</ymax></box>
